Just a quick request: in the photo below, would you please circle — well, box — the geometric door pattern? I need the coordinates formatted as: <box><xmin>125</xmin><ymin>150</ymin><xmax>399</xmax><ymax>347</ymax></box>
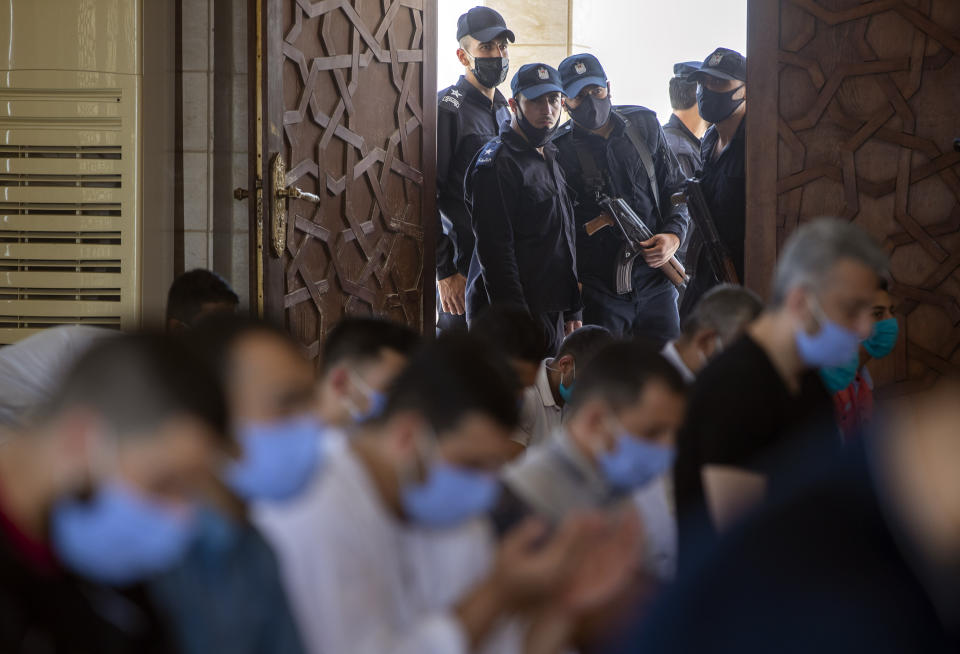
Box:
<box><xmin>268</xmin><ymin>0</ymin><xmax>436</xmax><ymax>360</ymax></box>
<box><xmin>768</xmin><ymin>0</ymin><xmax>960</xmax><ymax>395</ymax></box>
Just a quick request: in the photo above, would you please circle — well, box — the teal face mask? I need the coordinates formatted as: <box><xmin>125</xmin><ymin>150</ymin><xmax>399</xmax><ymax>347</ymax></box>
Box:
<box><xmin>819</xmin><ymin>351</ymin><xmax>860</xmax><ymax>393</ymax></box>
<box><xmin>862</xmin><ymin>318</ymin><xmax>898</xmax><ymax>359</ymax></box>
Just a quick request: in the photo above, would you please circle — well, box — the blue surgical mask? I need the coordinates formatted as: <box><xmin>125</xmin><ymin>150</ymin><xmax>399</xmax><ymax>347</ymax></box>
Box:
<box><xmin>795</xmin><ymin>297</ymin><xmax>863</xmax><ymax>368</ymax></box>
<box><xmin>401</xmin><ymin>461</ymin><xmax>500</xmax><ymax>528</ymax></box>
<box><xmin>225</xmin><ymin>415</ymin><xmax>325</xmax><ymax>502</ymax></box>
<box><xmin>547</xmin><ymin>360</ymin><xmax>575</xmax><ymax>404</ymax></box>
<box><xmin>51</xmin><ymin>481</ymin><xmax>196</xmax><ymax>585</ymax></box>
<box><xmin>599</xmin><ymin>431</ymin><xmax>675</xmax><ymax>492</ymax></box>
<box><xmin>819</xmin><ymin>351</ymin><xmax>860</xmax><ymax>393</ymax></box>
<box><xmin>862</xmin><ymin>318</ymin><xmax>898</xmax><ymax>359</ymax></box>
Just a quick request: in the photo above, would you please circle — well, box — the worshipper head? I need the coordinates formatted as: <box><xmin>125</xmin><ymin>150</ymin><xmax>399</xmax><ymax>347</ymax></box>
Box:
<box><xmin>470</xmin><ymin>305</ymin><xmax>549</xmax><ymax>389</ymax></box>
<box><xmin>673</xmin><ymin>284</ymin><xmax>764</xmax><ymax>377</ymax></box>
<box><xmin>11</xmin><ymin>333</ymin><xmax>229</xmax><ymax>585</ymax></box>
<box><xmin>771</xmin><ymin>218</ymin><xmax>889</xmax><ymax>370</ymax></box>
<box><xmin>187</xmin><ymin>316</ymin><xmax>321</xmax><ymax>503</ymax></box>
<box><xmin>353</xmin><ymin>332</ymin><xmax>520</xmax><ymax>528</ymax></box>
<box><xmin>315</xmin><ymin>316</ymin><xmax>420</xmax><ymax>427</ymax></box>
<box><xmin>689</xmin><ymin>47</ymin><xmax>746</xmax><ymax>125</ymax></box>
<box><xmin>166</xmin><ymin>268</ymin><xmax>239</xmax><ymax>332</ymax></box>
<box><xmin>455</xmin><ymin>6</ymin><xmax>514</xmax><ymax>89</ymax></box>
<box><xmin>547</xmin><ymin>325</ymin><xmax>614</xmax><ymax>406</ymax></box>
<box><xmin>564</xmin><ymin>341</ymin><xmax>686</xmax><ymax>493</ymax></box>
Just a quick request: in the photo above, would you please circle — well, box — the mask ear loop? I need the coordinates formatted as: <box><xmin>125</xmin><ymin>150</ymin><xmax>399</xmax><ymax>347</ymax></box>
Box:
<box><xmin>397</xmin><ymin>423</ymin><xmax>439</xmax><ymax>490</ymax></box>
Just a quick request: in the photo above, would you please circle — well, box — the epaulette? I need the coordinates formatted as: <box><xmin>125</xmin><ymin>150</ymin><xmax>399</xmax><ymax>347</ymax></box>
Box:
<box><xmin>438</xmin><ymin>86</ymin><xmax>466</xmax><ymax>112</ymax></box>
<box><xmin>551</xmin><ymin>120</ymin><xmax>574</xmax><ymax>142</ymax></box>
<box><xmin>474</xmin><ymin>138</ymin><xmax>502</xmax><ymax>168</ymax></box>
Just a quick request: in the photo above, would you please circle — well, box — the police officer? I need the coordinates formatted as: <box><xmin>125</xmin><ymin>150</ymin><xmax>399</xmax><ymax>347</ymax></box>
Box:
<box><xmin>465</xmin><ymin>63</ymin><xmax>581</xmax><ymax>356</ymax></box>
<box><xmin>680</xmin><ymin>47</ymin><xmax>747</xmax><ymax>318</ymax></box>
<box><xmin>435</xmin><ymin>6</ymin><xmax>515</xmax><ymax>333</ymax></box>
<box><xmin>553</xmin><ymin>54</ymin><xmax>690</xmax><ymax>346</ymax></box>
<box><xmin>664</xmin><ymin>61</ymin><xmax>708</xmax><ymax>179</ymax></box>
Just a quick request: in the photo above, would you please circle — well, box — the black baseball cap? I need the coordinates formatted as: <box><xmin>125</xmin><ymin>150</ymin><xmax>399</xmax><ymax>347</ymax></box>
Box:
<box><xmin>558</xmin><ymin>53</ymin><xmax>607</xmax><ymax>98</ymax></box>
<box><xmin>456</xmin><ymin>7</ymin><xmax>515</xmax><ymax>44</ymax></box>
<box><xmin>510</xmin><ymin>63</ymin><xmax>564</xmax><ymax>100</ymax></box>
<box><xmin>689</xmin><ymin>48</ymin><xmax>746</xmax><ymax>83</ymax></box>
<box><xmin>673</xmin><ymin>61</ymin><xmax>702</xmax><ymax>80</ymax></box>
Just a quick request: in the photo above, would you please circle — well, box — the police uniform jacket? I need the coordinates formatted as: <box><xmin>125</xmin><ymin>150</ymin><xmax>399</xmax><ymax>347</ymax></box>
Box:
<box><xmin>663</xmin><ymin>113</ymin><xmax>702</xmax><ymax>179</ymax></box>
<box><xmin>465</xmin><ymin>121</ymin><xmax>581</xmax><ymax>318</ymax></box>
<box><xmin>553</xmin><ymin>106</ymin><xmax>690</xmax><ymax>294</ymax></box>
<box><xmin>699</xmin><ymin>115</ymin><xmax>746</xmax><ymax>280</ymax></box>
<box><xmin>436</xmin><ymin>76</ymin><xmax>511</xmax><ymax>279</ymax></box>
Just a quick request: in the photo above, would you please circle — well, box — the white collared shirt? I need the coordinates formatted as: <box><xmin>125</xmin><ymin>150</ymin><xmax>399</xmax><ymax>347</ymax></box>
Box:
<box><xmin>514</xmin><ymin>358</ymin><xmax>564</xmax><ymax>448</ymax></box>
<box><xmin>254</xmin><ymin>446</ymin><xmax>522</xmax><ymax>654</ymax></box>
<box><xmin>661</xmin><ymin>341</ymin><xmax>696</xmax><ymax>384</ymax></box>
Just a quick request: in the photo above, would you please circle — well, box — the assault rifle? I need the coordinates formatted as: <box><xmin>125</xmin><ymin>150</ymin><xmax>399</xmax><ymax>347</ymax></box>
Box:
<box><xmin>598</xmin><ymin>195</ymin><xmax>688</xmax><ymax>294</ymax></box>
<box><xmin>671</xmin><ymin>178</ymin><xmax>739</xmax><ymax>285</ymax></box>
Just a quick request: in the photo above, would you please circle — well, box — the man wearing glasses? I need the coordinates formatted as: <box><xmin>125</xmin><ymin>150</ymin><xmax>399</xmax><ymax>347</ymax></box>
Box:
<box><xmin>554</xmin><ymin>54</ymin><xmax>690</xmax><ymax>346</ymax></box>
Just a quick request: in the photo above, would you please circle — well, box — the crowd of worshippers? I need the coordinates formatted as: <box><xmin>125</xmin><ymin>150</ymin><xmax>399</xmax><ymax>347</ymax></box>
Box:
<box><xmin>1</xmin><ymin>214</ymin><xmax>959</xmax><ymax>654</ymax></box>
<box><xmin>0</xmin><ymin>6</ymin><xmax>958</xmax><ymax>654</ymax></box>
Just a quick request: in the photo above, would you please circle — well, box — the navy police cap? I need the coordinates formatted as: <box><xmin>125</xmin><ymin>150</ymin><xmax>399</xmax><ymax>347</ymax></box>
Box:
<box><xmin>510</xmin><ymin>63</ymin><xmax>564</xmax><ymax>100</ymax></box>
<box><xmin>558</xmin><ymin>53</ymin><xmax>607</xmax><ymax>98</ymax></box>
<box><xmin>689</xmin><ymin>47</ymin><xmax>746</xmax><ymax>83</ymax></box>
<box><xmin>673</xmin><ymin>61</ymin><xmax>702</xmax><ymax>80</ymax></box>
<box><xmin>456</xmin><ymin>7</ymin><xmax>515</xmax><ymax>44</ymax></box>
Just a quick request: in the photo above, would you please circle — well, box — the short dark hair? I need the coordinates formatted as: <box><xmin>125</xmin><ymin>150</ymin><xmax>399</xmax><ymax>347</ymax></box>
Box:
<box><xmin>377</xmin><ymin>332</ymin><xmax>519</xmax><ymax>435</ymax></box>
<box><xmin>681</xmin><ymin>284</ymin><xmax>764</xmax><ymax>343</ymax></box>
<box><xmin>42</xmin><ymin>333</ymin><xmax>229</xmax><ymax>443</ymax></box>
<box><xmin>166</xmin><ymin>269</ymin><xmax>239</xmax><ymax>325</ymax></box>
<box><xmin>567</xmin><ymin>341</ymin><xmax>685</xmax><ymax>414</ymax></box>
<box><xmin>469</xmin><ymin>305</ymin><xmax>548</xmax><ymax>364</ymax></box>
<box><xmin>321</xmin><ymin>316</ymin><xmax>421</xmax><ymax>374</ymax></box>
<box><xmin>556</xmin><ymin>325</ymin><xmax>613</xmax><ymax>368</ymax></box>
<box><xmin>186</xmin><ymin>314</ymin><xmax>298</xmax><ymax>386</ymax></box>
<box><xmin>669</xmin><ymin>76</ymin><xmax>698</xmax><ymax>111</ymax></box>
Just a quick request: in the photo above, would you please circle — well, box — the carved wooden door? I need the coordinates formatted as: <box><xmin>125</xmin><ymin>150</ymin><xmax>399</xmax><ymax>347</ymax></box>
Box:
<box><xmin>252</xmin><ymin>0</ymin><xmax>437</xmax><ymax>359</ymax></box>
<box><xmin>747</xmin><ymin>0</ymin><xmax>960</xmax><ymax>395</ymax></box>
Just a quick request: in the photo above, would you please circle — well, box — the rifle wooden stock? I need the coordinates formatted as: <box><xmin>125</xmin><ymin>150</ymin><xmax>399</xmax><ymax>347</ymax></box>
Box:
<box><xmin>671</xmin><ymin>180</ymin><xmax>740</xmax><ymax>285</ymax></box>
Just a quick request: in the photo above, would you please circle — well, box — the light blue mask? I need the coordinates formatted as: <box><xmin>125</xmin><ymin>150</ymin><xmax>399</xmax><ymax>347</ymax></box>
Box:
<box><xmin>347</xmin><ymin>371</ymin><xmax>388</xmax><ymax>423</ymax></box>
<box><xmin>795</xmin><ymin>298</ymin><xmax>862</xmax><ymax>368</ymax></box>
<box><xmin>51</xmin><ymin>481</ymin><xmax>196</xmax><ymax>585</ymax></box>
<box><xmin>557</xmin><ymin>382</ymin><xmax>574</xmax><ymax>403</ymax></box>
<box><xmin>862</xmin><ymin>318</ymin><xmax>898</xmax><ymax>359</ymax></box>
<box><xmin>599</xmin><ymin>432</ymin><xmax>676</xmax><ymax>491</ymax></box>
<box><xmin>226</xmin><ymin>415</ymin><xmax>325</xmax><ymax>502</ymax></box>
<box><xmin>819</xmin><ymin>351</ymin><xmax>860</xmax><ymax>393</ymax></box>
<box><xmin>401</xmin><ymin>462</ymin><xmax>500</xmax><ymax>528</ymax></box>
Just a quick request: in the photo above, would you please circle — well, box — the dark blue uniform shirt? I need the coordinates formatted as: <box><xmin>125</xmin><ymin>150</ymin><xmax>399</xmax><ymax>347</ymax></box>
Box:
<box><xmin>465</xmin><ymin>121</ymin><xmax>581</xmax><ymax>318</ymax></box>
<box><xmin>699</xmin><ymin>114</ymin><xmax>746</xmax><ymax>279</ymax></box>
<box><xmin>436</xmin><ymin>76</ymin><xmax>511</xmax><ymax>279</ymax></box>
<box><xmin>663</xmin><ymin>113</ymin><xmax>702</xmax><ymax>179</ymax></box>
<box><xmin>553</xmin><ymin>107</ymin><xmax>690</xmax><ymax>294</ymax></box>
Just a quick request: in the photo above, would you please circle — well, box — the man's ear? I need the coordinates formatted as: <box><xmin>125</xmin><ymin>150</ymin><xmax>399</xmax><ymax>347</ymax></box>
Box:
<box><xmin>694</xmin><ymin>328</ymin><xmax>720</xmax><ymax>357</ymax></box>
<box><xmin>382</xmin><ymin>411</ymin><xmax>425</xmax><ymax>462</ymax></box>
<box><xmin>456</xmin><ymin>48</ymin><xmax>471</xmax><ymax>68</ymax></box>
<box><xmin>556</xmin><ymin>353</ymin><xmax>575</xmax><ymax>374</ymax></box>
<box><xmin>785</xmin><ymin>286</ymin><xmax>814</xmax><ymax>331</ymax></box>
<box><xmin>508</xmin><ymin>97</ymin><xmax>518</xmax><ymax>114</ymax></box>
<box><xmin>327</xmin><ymin>365</ymin><xmax>350</xmax><ymax>395</ymax></box>
<box><xmin>607</xmin><ymin>81</ymin><xmax>612</xmax><ymax>96</ymax></box>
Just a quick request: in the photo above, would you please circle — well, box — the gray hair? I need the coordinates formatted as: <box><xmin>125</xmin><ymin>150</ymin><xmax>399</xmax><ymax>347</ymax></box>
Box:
<box><xmin>681</xmin><ymin>284</ymin><xmax>764</xmax><ymax>342</ymax></box>
<box><xmin>771</xmin><ymin>217</ymin><xmax>889</xmax><ymax>306</ymax></box>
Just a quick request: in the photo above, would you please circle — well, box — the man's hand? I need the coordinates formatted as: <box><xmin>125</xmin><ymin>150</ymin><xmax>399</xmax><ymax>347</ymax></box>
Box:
<box><xmin>564</xmin><ymin>320</ymin><xmax>582</xmax><ymax>336</ymax></box>
<box><xmin>639</xmin><ymin>233</ymin><xmax>680</xmax><ymax>269</ymax></box>
<box><xmin>437</xmin><ymin>273</ymin><xmax>467</xmax><ymax>315</ymax></box>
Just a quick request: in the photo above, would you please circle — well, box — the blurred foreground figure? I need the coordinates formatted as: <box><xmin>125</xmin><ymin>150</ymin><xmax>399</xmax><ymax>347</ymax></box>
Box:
<box><xmin>617</xmin><ymin>379</ymin><xmax>960</xmax><ymax>653</ymax></box>
<box><xmin>675</xmin><ymin>218</ymin><xmax>888</xmax><ymax>570</ymax></box>
<box><xmin>257</xmin><ymin>333</ymin><xmax>636</xmax><ymax>654</ymax></box>
<box><xmin>149</xmin><ymin>318</ymin><xmax>312</xmax><ymax>654</ymax></box>
<box><xmin>0</xmin><ymin>334</ymin><xmax>228</xmax><ymax>653</ymax></box>
<box><xmin>314</xmin><ymin>316</ymin><xmax>420</xmax><ymax>429</ymax></box>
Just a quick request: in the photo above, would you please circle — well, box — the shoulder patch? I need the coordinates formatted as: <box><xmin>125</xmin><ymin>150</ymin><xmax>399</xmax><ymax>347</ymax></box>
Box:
<box><xmin>475</xmin><ymin>138</ymin><xmax>502</xmax><ymax>168</ymax></box>
<box><xmin>440</xmin><ymin>94</ymin><xmax>461</xmax><ymax>110</ymax></box>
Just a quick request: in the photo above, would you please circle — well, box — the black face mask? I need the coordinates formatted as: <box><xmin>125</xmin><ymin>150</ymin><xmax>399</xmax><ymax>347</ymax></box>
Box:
<box><xmin>469</xmin><ymin>55</ymin><xmax>509</xmax><ymax>89</ymax></box>
<box><xmin>697</xmin><ymin>84</ymin><xmax>744</xmax><ymax>124</ymax></box>
<box><xmin>515</xmin><ymin>103</ymin><xmax>559</xmax><ymax>148</ymax></box>
<box><xmin>568</xmin><ymin>94</ymin><xmax>612</xmax><ymax>130</ymax></box>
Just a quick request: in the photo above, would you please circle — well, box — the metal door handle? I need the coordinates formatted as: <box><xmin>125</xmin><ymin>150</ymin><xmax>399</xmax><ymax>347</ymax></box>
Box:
<box><xmin>277</xmin><ymin>185</ymin><xmax>320</xmax><ymax>203</ymax></box>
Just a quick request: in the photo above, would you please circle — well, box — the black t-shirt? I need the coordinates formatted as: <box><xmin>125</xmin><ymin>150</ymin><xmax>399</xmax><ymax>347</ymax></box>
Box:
<box><xmin>674</xmin><ymin>334</ymin><xmax>835</xmax><ymax>561</ymax></box>
<box><xmin>610</xmin><ymin>440</ymin><xmax>960</xmax><ymax>654</ymax></box>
